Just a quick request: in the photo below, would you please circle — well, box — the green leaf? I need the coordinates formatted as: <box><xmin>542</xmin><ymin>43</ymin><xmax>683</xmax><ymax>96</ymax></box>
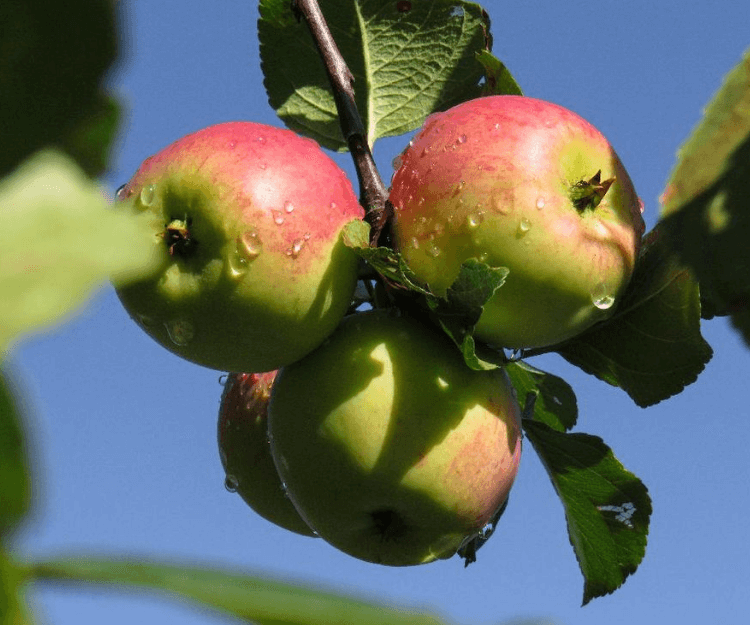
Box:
<box><xmin>523</xmin><ymin>421</ymin><xmax>651</xmax><ymax>606</ymax></box>
<box><xmin>0</xmin><ymin>368</ymin><xmax>30</xmax><ymax>538</ymax></box>
<box><xmin>0</xmin><ymin>150</ymin><xmax>162</xmax><ymax>354</ymax></box>
<box><xmin>30</xmin><ymin>556</ymin><xmax>447</xmax><ymax>625</ymax></box>
<box><xmin>1</xmin><ymin>550</ymin><xmax>33</xmax><ymax>625</ymax></box>
<box><xmin>505</xmin><ymin>362</ymin><xmax>577</xmax><ymax>432</ymax></box>
<box><xmin>659</xmin><ymin>49</ymin><xmax>750</xmax><ymax>345</ymax></box>
<box><xmin>555</xmin><ymin>226</ymin><xmax>713</xmax><ymax>407</ymax></box>
<box><xmin>57</xmin><ymin>93</ymin><xmax>121</xmax><ymax>178</ymax></box>
<box><xmin>476</xmin><ymin>50</ymin><xmax>523</xmax><ymax>96</ymax></box>
<box><xmin>259</xmin><ymin>0</ymin><xmax>506</xmax><ymax>150</ymax></box>
<box><xmin>0</xmin><ymin>0</ymin><xmax>118</xmax><ymax>177</ymax></box>
<box><xmin>426</xmin><ymin>259</ymin><xmax>509</xmax><ymax>370</ymax></box>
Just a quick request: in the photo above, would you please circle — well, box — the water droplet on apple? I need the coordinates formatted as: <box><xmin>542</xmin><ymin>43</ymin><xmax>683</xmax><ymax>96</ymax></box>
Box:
<box><xmin>410</xmin><ymin>237</ymin><xmax>420</xmax><ymax>250</ymax></box>
<box><xmin>638</xmin><ymin>197</ymin><xmax>645</xmax><ymax>213</ymax></box>
<box><xmin>224</xmin><ymin>475</ymin><xmax>239</xmax><ymax>493</ymax></box>
<box><xmin>466</xmin><ymin>212</ymin><xmax>484</xmax><ymax>228</ymax></box>
<box><xmin>283</xmin><ymin>200</ymin><xmax>295</xmax><ymax>213</ymax></box>
<box><xmin>426</xmin><ymin>241</ymin><xmax>441</xmax><ymax>257</ymax></box>
<box><xmin>477</xmin><ymin>251</ymin><xmax>489</xmax><ymax>263</ymax></box>
<box><xmin>237</xmin><ymin>229</ymin><xmax>262</xmax><ymax>261</ymax></box>
<box><xmin>272</xmin><ymin>210</ymin><xmax>285</xmax><ymax>225</ymax></box>
<box><xmin>164</xmin><ymin>319</ymin><xmax>194</xmax><ymax>346</ymax></box>
<box><xmin>457</xmin><ymin>134</ymin><xmax>467</xmax><ymax>144</ymax></box>
<box><xmin>218</xmin><ymin>374</ymin><xmax>228</xmax><ymax>386</ymax></box>
<box><xmin>140</xmin><ymin>184</ymin><xmax>156</xmax><ymax>206</ymax></box>
<box><xmin>330</xmin><ymin>201</ymin><xmax>338</xmax><ymax>210</ymax></box>
<box><xmin>492</xmin><ymin>194</ymin><xmax>511</xmax><ymax>215</ymax></box>
<box><xmin>591</xmin><ymin>283</ymin><xmax>616</xmax><ymax>310</ymax></box>
<box><xmin>536</xmin><ymin>197</ymin><xmax>546</xmax><ymax>209</ymax></box>
<box><xmin>517</xmin><ymin>218</ymin><xmax>531</xmax><ymax>235</ymax></box>
<box><xmin>286</xmin><ymin>238</ymin><xmax>305</xmax><ymax>259</ymax></box>
<box><xmin>229</xmin><ymin>141</ymin><xmax>237</xmax><ymax>149</ymax></box>
<box><xmin>256</xmin><ymin>136</ymin><xmax>267</xmax><ymax>144</ymax></box>
<box><xmin>115</xmin><ymin>184</ymin><xmax>128</xmax><ymax>200</ymax></box>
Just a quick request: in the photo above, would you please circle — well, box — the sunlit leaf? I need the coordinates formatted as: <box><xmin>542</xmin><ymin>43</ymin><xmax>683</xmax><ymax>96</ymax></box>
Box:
<box><xmin>523</xmin><ymin>421</ymin><xmax>651</xmax><ymax>605</ymax></box>
<box><xmin>505</xmin><ymin>362</ymin><xmax>577</xmax><ymax>432</ymax></box>
<box><xmin>259</xmin><ymin>0</ymin><xmax>513</xmax><ymax>150</ymax></box>
<box><xmin>0</xmin><ymin>150</ymin><xmax>161</xmax><ymax>353</ymax></box>
<box><xmin>31</xmin><ymin>556</ymin><xmax>447</xmax><ymax>625</ymax></box>
<box><xmin>659</xmin><ymin>48</ymin><xmax>750</xmax><ymax>345</ymax></box>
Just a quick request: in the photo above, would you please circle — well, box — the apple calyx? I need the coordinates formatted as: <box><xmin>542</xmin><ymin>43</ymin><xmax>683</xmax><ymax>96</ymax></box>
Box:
<box><xmin>570</xmin><ymin>170</ymin><xmax>616</xmax><ymax>211</ymax></box>
<box><xmin>371</xmin><ymin>508</ymin><xmax>409</xmax><ymax>541</ymax></box>
<box><xmin>164</xmin><ymin>217</ymin><xmax>196</xmax><ymax>257</ymax></box>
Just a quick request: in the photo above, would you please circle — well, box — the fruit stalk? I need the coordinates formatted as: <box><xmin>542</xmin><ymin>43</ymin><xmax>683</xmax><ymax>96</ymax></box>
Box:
<box><xmin>292</xmin><ymin>0</ymin><xmax>389</xmax><ymax>245</ymax></box>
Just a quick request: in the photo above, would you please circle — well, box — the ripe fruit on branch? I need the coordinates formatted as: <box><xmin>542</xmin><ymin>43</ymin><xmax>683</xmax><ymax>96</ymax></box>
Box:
<box><xmin>218</xmin><ymin>371</ymin><xmax>316</xmax><ymax>537</ymax></box>
<box><xmin>115</xmin><ymin>122</ymin><xmax>364</xmax><ymax>372</ymax></box>
<box><xmin>268</xmin><ymin>309</ymin><xmax>522</xmax><ymax>566</ymax></box>
<box><xmin>389</xmin><ymin>95</ymin><xmax>645</xmax><ymax>350</ymax></box>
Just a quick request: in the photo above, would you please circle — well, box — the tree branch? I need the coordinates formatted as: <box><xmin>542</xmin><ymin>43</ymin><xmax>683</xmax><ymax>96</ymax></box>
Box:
<box><xmin>292</xmin><ymin>0</ymin><xmax>391</xmax><ymax>246</ymax></box>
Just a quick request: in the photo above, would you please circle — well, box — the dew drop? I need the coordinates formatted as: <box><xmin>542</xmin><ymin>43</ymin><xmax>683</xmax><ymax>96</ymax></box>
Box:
<box><xmin>115</xmin><ymin>183</ymin><xmax>128</xmax><ymax>200</ymax></box>
<box><xmin>330</xmin><ymin>201</ymin><xmax>338</xmax><ymax>210</ymax></box>
<box><xmin>591</xmin><ymin>283</ymin><xmax>616</xmax><ymax>310</ymax></box>
<box><xmin>492</xmin><ymin>195</ymin><xmax>511</xmax><ymax>215</ymax></box>
<box><xmin>224</xmin><ymin>475</ymin><xmax>239</xmax><ymax>493</ymax></box>
<box><xmin>410</xmin><ymin>237</ymin><xmax>420</xmax><ymax>250</ymax></box>
<box><xmin>229</xmin><ymin>141</ymin><xmax>237</xmax><ymax>149</ymax></box>
<box><xmin>426</xmin><ymin>241</ymin><xmax>441</xmax><ymax>257</ymax></box>
<box><xmin>258</xmin><ymin>162</ymin><xmax>268</xmax><ymax>170</ymax></box>
<box><xmin>256</xmin><ymin>136</ymin><xmax>267</xmax><ymax>144</ymax></box>
<box><xmin>466</xmin><ymin>212</ymin><xmax>484</xmax><ymax>228</ymax></box>
<box><xmin>164</xmin><ymin>319</ymin><xmax>194</xmax><ymax>346</ymax></box>
<box><xmin>272</xmin><ymin>210</ymin><xmax>285</xmax><ymax>225</ymax></box>
<box><xmin>218</xmin><ymin>374</ymin><xmax>228</xmax><ymax>386</ymax></box>
<box><xmin>536</xmin><ymin>197</ymin><xmax>546</xmax><ymax>209</ymax></box>
<box><xmin>638</xmin><ymin>197</ymin><xmax>645</xmax><ymax>214</ymax></box>
<box><xmin>517</xmin><ymin>218</ymin><xmax>531</xmax><ymax>235</ymax></box>
<box><xmin>238</xmin><ymin>229</ymin><xmax>262</xmax><ymax>261</ymax></box>
<box><xmin>140</xmin><ymin>184</ymin><xmax>156</xmax><ymax>206</ymax></box>
<box><xmin>457</xmin><ymin>134</ymin><xmax>467</xmax><ymax>144</ymax></box>
<box><xmin>283</xmin><ymin>200</ymin><xmax>295</xmax><ymax>213</ymax></box>
<box><xmin>286</xmin><ymin>238</ymin><xmax>306</xmax><ymax>259</ymax></box>
<box><xmin>477</xmin><ymin>251</ymin><xmax>489</xmax><ymax>263</ymax></box>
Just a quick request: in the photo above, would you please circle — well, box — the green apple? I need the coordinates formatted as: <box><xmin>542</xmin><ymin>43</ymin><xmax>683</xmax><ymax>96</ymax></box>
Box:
<box><xmin>389</xmin><ymin>95</ymin><xmax>645</xmax><ymax>350</ymax></box>
<box><xmin>268</xmin><ymin>309</ymin><xmax>522</xmax><ymax>566</ymax></box>
<box><xmin>218</xmin><ymin>371</ymin><xmax>317</xmax><ymax>537</ymax></box>
<box><xmin>115</xmin><ymin>122</ymin><xmax>364</xmax><ymax>372</ymax></box>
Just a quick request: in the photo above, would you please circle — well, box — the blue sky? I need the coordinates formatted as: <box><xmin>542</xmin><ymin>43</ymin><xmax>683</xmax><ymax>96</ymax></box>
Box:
<box><xmin>11</xmin><ymin>1</ymin><xmax>750</xmax><ymax>624</ymax></box>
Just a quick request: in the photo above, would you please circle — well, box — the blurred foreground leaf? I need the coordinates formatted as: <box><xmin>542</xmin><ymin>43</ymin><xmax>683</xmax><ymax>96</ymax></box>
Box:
<box><xmin>556</xmin><ymin>226</ymin><xmax>712</xmax><ymax>407</ymax></box>
<box><xmin>31</xmin><ymin>556</ymin><xmax>447</xmax><ymax>625</ymax></box>
<box><xmin>0</xmin><ymin>368</ymin><xmax>31</xmax><ymax>537</ymax></box>
<box><xmin>259</xmin><ymin>0</ymin><xmax>506</xmax><ymax>149</ymax></box>
<box><xmin>0</xmin><ymin>150</ymin><xmax>161</xmax><ymax>354</ymax></box>
<box><xmin>0</xmin><ymin>0</ymin><xmax>117</xmax><ymax>177</ymax></box>
<box><xmin>523</xmin><ymin>421</ymin><xmax>651</xmax><ymax>606</ymax></box>
<box><xmin>659</xmin><ymin>48</ymin><xmax>750</xmax><ymax>345</ymax></box>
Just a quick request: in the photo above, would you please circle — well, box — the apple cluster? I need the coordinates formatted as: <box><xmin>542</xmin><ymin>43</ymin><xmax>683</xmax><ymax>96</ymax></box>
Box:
<box><xmin>115</xmin><ymin>96</ymin><xmax>644</xmax><ymax>566</ymax></box>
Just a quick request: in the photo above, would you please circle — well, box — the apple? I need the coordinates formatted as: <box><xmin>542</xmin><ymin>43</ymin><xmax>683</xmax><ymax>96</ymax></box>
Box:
<box><xmin>268</xmin><ymin>309</ymin><xmax>522</xmax><ymax>566</ymax></box>
<box><xmin>218</xmin><ymin>371</ymin><xmax>317</xmax><ymax>537</ymax></box>
<box><xmin>389</xmin><ymin>95</ymin><xmax>645</xmax><ymax>350</ymax></box>
<box><xmin>114</xmin><ymin>122</ymin><xmax>364</xmax><ymax>373</ymax></box>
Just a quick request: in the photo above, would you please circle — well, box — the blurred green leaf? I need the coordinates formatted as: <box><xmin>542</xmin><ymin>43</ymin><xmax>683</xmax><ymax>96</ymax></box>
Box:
<box><xmin>0</xmin><ymin>0</ymin><xmax>118</xmax><ymax>177</ymax></box>
<box><xmin>1</xmin><ymin>550</ymin><xmax>32</xmax><ymax>625</ymax></box>
<box><xmin>0</xmin><ymin>150</ymin><xmax>162</xmax><ymax>354</ymax></box>
<box><xmin>523</xmin><ymin>421</ymin><xmax>651</xmax><ymax>606</ymax></box>
<box><xmin>259</xmin><ymin>0</ymin><xmax>517</xmax><ymax>150</ymax></box>
<box><xmin>505</xmin><ymin>362</ymin><xmax>577</xmax><ymax>432</ymax></box>
<box><xmin>0</xmin><ymin>368</ymin><xmax>30</xmax><ymax>538</ymax></box>
<box><xmin>57</xmin><ymin>94</ymin><xmax>121</xmax><ymax>178</ymax></box>
<box><xmin>31</xmin><ymin>556</ymin><xmax>448</xmax><ymax>625</ymax></box>
<box><xmin>555</xmin><ymin>225</ymin><xmax>713</xmax><ymax>407</ymax></box>
<box><xmin>659</xmin><ymin>48</ymin><xmax>750</xmax><ymax>345</ymax></box>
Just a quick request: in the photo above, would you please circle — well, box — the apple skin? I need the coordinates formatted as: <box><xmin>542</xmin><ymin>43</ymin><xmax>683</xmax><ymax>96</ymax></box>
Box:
<box><xmin>389</xmin><ymin>96</ymin><xmax>645</xmax><ymax>350</ymax></box>
<box><xmin>218</xmin><ymin>371</ymin><xmax>317</xmax><ymax>537</ymax></box>
<box><xmin>268</xmin><ymin>309</ymin><xmax>522</xmax><ymax>566</ymax></box>
<box><xmin>115</xmin><ymin>122</ymin><xmax>364</xmax><ymax>373</ymax></box>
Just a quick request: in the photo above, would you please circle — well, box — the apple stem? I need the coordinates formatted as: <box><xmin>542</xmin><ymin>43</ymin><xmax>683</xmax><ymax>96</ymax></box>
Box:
<box><xmin>291</xmin><ymin>0</ymin><xmax>390</xmax><ymax>247</ymax></box>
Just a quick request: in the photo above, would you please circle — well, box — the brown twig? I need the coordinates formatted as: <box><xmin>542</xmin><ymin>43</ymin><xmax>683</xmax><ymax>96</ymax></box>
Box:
<box><xmin>292</xmin><ymin>0</ymin><xmax>390</xmax><ymax>246</ymax></box>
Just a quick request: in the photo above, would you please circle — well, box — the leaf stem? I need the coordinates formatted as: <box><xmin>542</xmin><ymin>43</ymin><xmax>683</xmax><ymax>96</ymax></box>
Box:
<box><xmin>291</xmin><ymin>0</ymin><xmax>390</xmax><ymax>246</ymax></box>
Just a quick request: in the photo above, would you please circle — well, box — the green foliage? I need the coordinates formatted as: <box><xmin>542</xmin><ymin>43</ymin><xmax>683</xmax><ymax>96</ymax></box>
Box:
<box><xmin>0</xmin><ymin>150</ymin><xmax>162</xmax><ymax>354</ymax></box>
<box><xmin>556</xmin><ymin>225</ymin><xmax>713</xmax><ymax>407</ymax></box>
<box><xmin>660</xmin><ymin>48</ymin><xmax>750</xmax><ymax>346</ymax></box>
<box><xmin>259</xmin><ymin>0</ymin><xmax>495</xmax><ymax>149</ymax></box>
<box><xmin>0</xmin><ymin>0</ymin><xmax>117</xmax><ymax>178</ymax></box>
<box><xmin>522</xmin><ymin>421</ymin><xmax>651</xmax><ymax>606</ymax></box>
<box><xmin>0</xmin><ymin>550</ymin><xmax>32</xmax><ymax>625</ymax></box>
<box><xmin>505</xmin><ymin>362</ymin><xmax>578</xmax><ymax>432</ymax></box>
<box><xmin>0</xmin><ymin>368</ymin><xmax>30</xmax><ymax>538</ymax></box>
<box><xmin>30</xmin><ymin>557</ymin><xmax>447</xmax><ymax>625</ymax></box>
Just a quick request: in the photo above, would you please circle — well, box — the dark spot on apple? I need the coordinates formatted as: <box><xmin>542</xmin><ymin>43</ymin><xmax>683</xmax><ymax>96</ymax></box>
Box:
<box><xmin>370</xmin><ymin>508</ymin><xmax>409</xmax><ymax>541</ymax></box>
